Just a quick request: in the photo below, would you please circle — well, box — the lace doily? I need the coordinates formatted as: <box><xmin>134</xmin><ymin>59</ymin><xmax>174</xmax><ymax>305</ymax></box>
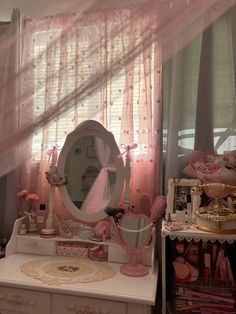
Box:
<box><xmin>20</xmin><ymin>257</ymin><xmax>116</xmax><ymax>285</ymax></box>
<box><xmin>162</xmin><ymin>220</ymin><xmax>236</xmax><ymax>244</ymax></box>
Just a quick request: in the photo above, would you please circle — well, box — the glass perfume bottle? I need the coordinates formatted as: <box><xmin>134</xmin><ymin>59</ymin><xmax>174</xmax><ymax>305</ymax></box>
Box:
<box><xmin>36</xmin><ymin>203</ymin><xmax>48</xmax><ymax>232</ymax></box>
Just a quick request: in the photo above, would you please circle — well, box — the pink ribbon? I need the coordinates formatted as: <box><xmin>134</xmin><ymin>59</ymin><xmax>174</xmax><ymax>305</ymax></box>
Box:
<box><xmin>46</xmin><ymin>144</ymin><xmax>59</xmax><ymax>165</ymax></box>
<box><xmin>118</xmin><ymin>143</ymin><xmax>137</xmax><ymax>160</ymax></box>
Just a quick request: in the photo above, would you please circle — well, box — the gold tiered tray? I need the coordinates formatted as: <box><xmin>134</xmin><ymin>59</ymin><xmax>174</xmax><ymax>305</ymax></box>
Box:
<box><xmin>195</xmin><ymin>183</ymin><xmax>236</xmax><ymax>234</ymax></box>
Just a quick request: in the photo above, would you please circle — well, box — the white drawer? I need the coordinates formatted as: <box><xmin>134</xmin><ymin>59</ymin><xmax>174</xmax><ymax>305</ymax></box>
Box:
<box><xmin>0</xmin><ymin>286</ymin><xmax>51</xmax><ymax>314</ymax></box>
<box><xmin>17</xmin><ymin>236</ymin><xmax>56</xmax><ymax>255</ymax></box>
<box><xmin>53</xmin><ymin>293</ymin><xmax>127</xmax><ymax>314</ymax></box>
<box><xmin>0</xmin><ymin>310</ymin><xmax>26</xmax><ymax>314</ymax></box>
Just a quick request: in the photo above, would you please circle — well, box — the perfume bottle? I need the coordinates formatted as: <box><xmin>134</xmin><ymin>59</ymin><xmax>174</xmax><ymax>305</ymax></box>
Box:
<box><xmin>36</xmin><ymin>203</ymin><xmax>48</xmax><ymax>232</ymax></box>
<box><xmin>19</xmin><ymin>223</ymin><xmax>27</xmax><ymax>235</ymax></box>
<box><xmin>204</xmin><ymin>253</ymin><xmax>211</xmax><ymax>286</ymax></box>
<box><xmin>186</xmin><ymin>194</ymin><xmax>192</xmax><ymax>224</ymax></box>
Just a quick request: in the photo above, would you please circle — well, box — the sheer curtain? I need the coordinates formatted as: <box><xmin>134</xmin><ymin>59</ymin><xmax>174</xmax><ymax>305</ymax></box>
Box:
<box><xmin>18</xmin><ymin>8</ymin><xmax>161</xmax><ymax>217</ymax></box>
<box><xmin>163</xmin><ymin>5</ymin><xmax>236</xmax><ymax>188</ymax></box>
<box><xmin>0</xmin><ymin>9</ymin><xmax>21</xmax><ymax>238</ymax></box>
<box><xmin>1</xmin><ymin>1</ymin><xmax>236</xmax><ymax>228</ymax></box>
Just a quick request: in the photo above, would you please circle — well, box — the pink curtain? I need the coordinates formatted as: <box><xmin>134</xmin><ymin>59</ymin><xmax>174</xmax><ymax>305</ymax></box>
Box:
<box><xmin>17</xmin><ymin>9</ymin><xmax>163</xmax><ymax>216</ymax></box>
<box><xmin>0</xmin><ymin>0</ymin><xmax>235</xmax><ymax>217</ymax></box>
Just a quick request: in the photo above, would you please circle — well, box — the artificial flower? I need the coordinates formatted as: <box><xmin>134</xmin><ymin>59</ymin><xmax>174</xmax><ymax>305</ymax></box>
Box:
<box><xmin>45</xmin><ymin>165</ymin><xmax>68</xmax><ymax>187</ymax></box>
<box><xmin>17</xmin><ymin>189</ymin><xmax>40</xmax><ymax>213</ymax></box>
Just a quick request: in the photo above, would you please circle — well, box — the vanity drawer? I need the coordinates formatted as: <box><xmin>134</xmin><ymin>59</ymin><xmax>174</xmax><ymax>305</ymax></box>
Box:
<box><xmin>0</xmin><ymin>286</ymin><xmax>51</xmax><ymax>314</ymax></box>
<box><xmin>17</xmin><ymin>236</ymin><xmax>56</xmax><ymax>255</ymax></box>
<box><xmin>0</xmin><ymin>311</ymin><xmax>24</xmax><ymax>314</ymax></box>
<box><xmin>52</xmin><ymin>293</ymin><xmax>127</xmax><ymax>314</ymax></box>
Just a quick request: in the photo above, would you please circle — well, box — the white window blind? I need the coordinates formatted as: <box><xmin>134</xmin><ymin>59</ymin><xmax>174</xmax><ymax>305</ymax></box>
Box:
<box><xmin>32</xmin><ymin>21</ymin><xmax>155</xmax><ymax>160</ymax></box>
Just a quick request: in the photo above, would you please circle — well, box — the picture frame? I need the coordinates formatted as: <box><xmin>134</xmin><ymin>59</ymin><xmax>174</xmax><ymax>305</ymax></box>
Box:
<box><xmin>166</xmin><ymin>178</ymin><xmax>201</xmax><ymax>216</ymax></box>
<box><xmin>86</xmin><ymin>145</ymin><xmax>97</xmax><ymax>158</ymax></box>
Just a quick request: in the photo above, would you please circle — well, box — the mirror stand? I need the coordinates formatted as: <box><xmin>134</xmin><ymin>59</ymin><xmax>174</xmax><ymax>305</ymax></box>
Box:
<box><xmin>119</xmin><ymin>228</ymin><xmax>154</xmax><ymax>277</ymax></box>
<box><xmin>111</xmin><ymin>213</ymin><xmax>155</xmax><ymax>277</ymax></box>
<box><xmin>120</xmin><ymin>255</ymin><xmax>149</xmax><ymax>277</ymax></box>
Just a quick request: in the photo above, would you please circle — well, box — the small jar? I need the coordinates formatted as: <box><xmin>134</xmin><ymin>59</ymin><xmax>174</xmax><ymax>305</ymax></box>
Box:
<box><xmin>19</xmin><ymin>223</ymin><xmax>27</xmax><ymax>235</ymax></box>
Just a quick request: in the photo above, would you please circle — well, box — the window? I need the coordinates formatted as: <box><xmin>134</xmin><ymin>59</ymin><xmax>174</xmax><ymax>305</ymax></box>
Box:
<box><xmin>31</xmin><ymin>14</ymin><xmax>156</xmax><ymax>161</ymax></box>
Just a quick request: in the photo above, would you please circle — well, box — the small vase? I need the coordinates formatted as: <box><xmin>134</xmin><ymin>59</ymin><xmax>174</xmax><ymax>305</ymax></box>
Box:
<box><xmin>28</xmin><ymin>212</ymin><xmax>38</xmax><ymax>233</ymax></box>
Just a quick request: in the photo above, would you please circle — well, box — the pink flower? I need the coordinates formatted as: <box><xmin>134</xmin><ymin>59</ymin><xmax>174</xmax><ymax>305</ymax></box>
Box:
<box><xmin>17</xmin><ymin>190</ymin><xmax>29</xmax><ymax>198</ymax></box>
<box><xmin>26</xmin><ymin>194</ymin><xmax>40</xmax><ymax>201</ymax></box>
<box><xmin>17</xmin><ymin>190</ymin><xmax>40</xmax><ymax>213</ymax></box>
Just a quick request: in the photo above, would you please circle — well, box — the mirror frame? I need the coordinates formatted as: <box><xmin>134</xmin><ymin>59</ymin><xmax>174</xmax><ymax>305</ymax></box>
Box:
<box><xmin>117</xmin><ymin>212</ymin><xmax>153</xmax><ymax>250</ymax></box>
<box><xmin>57</xmin><ymin>120</ymin><xmax>125</xmax><ymax>223</ymax></box>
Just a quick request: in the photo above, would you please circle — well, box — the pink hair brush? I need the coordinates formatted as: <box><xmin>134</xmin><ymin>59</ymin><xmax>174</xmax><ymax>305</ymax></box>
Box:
<box><xmin>150</xmin><ymin>196</ymin><xmax>167</xmax><ymax>223</ymax></box>
<box><xmin>136</xmin><ymin>193</ymin><xmax>152</xmax><ymax>216</ymax></box>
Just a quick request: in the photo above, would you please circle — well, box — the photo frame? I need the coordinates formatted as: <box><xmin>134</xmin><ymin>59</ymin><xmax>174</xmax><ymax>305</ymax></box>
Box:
<box><xmin>87</xmin><ymin>144</ymin><xmax>97</xmax><ymax>158</ymax></box>
<box><xmin>166</xmin><ymin>178</ymin><xmax>201</xmax><ymax>215</ymax></box>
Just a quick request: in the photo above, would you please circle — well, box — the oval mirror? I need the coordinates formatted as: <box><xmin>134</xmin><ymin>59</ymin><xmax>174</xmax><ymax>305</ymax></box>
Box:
<box><xmin>57</xmin><ymin>120</ymin><xmax>124</xmax><ymax>222</ymax></box>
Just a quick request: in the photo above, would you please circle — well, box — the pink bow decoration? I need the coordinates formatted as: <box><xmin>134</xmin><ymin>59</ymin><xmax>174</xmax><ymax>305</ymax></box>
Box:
<box><xmin>118</xmin><ymin>143</ymin><xmax>137</xmax><ymax>160</ymax></box>
<box><xmin>46</xmin><ymin>145</ymin><xmax>59</xmax><ymax>166</ymax></box>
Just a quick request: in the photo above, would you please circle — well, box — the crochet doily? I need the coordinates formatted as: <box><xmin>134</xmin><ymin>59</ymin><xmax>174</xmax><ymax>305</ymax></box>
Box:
<box><xmin>20</xmin><ymin>257</ymin><xmax>116</xmax><ymax>285</ymax></box>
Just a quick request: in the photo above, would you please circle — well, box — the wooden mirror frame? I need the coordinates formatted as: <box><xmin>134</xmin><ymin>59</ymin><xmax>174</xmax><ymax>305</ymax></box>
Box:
<box><xmin>57</xmin><ymin>120</ymin><xmax>125</xmax><ymax>223</ymax></box>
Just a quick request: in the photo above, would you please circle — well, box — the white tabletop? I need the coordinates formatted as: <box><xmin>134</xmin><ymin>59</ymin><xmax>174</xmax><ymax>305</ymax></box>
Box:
<box><xmin>0</xmin><ymin>253</ymin><xmax>158</xmax><ymax>305</ymax></box>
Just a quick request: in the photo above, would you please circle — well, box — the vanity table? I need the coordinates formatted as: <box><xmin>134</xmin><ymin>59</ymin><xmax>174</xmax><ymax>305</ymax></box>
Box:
<box><xmin>0</xmin><ymin>120</ymin><xmax>158</xmax><ymax>314</ymax></box>
<box><xmin>0</xmin><ymin>220</ymin><xmax>158</xmax><ymax>314</ymax></box>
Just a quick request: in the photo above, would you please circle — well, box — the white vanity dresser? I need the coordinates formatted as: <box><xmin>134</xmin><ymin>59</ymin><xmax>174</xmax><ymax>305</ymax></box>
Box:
<box><xmin>0</xmin><ymin>120</ymin><xmax>158</xmax><ymax>314</ymax></box>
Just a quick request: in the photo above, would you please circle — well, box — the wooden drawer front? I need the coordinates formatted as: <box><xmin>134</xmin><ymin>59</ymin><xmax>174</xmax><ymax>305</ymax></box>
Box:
<box><xmin>53</xmin><ymin>293</ymin><xmax>127</xmax><ymax>314</ymax></box>
<box><xmin>17</xmin><ymin>237</ymin><xmax>56</xmax><ymax>255</ymax></box>
<box><xmin>0</xmin><ymin>310</ymin><xmax>26</xmax><ymax>314</ymax></box>
<box><xmin>0</xmin><ymin>287</ymin><xmax>51</xmax><ymax>314</ymax></box>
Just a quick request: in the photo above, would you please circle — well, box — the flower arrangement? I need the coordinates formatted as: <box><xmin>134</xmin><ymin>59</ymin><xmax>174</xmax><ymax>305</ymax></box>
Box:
<box><xmin>45</xmin><ymin>165</ymin><xmax>68</xmax><ymax>187</ymax></box>
<box><xmin>183</xmin><ymin>150</ymin><xmax>236</xmax><ymax>185</ymax></box>
<box><xmin>17</xmin><ymin>190</ymin><xmax>40</xmax><ymax>214</ymax></box>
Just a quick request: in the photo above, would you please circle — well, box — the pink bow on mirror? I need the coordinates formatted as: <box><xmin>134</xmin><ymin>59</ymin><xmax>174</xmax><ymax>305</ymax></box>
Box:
<box><xmin>118</xmin><ymin>143</ymin><xmax>137</xmax><ymax>160</ymax></box>
<box><xmin>46</xmin><ymin>144</ymin><xmax>59</xmax><ymax>165</ymax></box>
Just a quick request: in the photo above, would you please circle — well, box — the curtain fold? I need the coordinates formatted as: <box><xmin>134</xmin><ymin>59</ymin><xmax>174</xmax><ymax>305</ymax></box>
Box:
<box><xmin>194</xmin><ymin>26</ymin><xmax>214</xmax><ymax>151</ymax></box>
<box><xmin>163</xmin><ymin>6</ymin><xmax>236</xmax><ymax>188</ymax></box>
<box><xmin>0</xmin><ymin>9</ymin><xmax>21</xmax><ymax>238</ymax></box>
<box><xmin>80</xmin><ymin>137</ymin><xmax>112</xmax><ymax>214</ymax></box>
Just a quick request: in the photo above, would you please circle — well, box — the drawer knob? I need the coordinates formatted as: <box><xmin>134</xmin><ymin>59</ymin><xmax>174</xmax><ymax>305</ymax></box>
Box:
<box><xmin>67</xmin><ymin>304</ymin><xmax>110</xmax><ymax>314</ymax></box>
<box><xmin>0</xmin><ymin>293</ymin><xmax>36</xmax><ymax>307</ymax></box>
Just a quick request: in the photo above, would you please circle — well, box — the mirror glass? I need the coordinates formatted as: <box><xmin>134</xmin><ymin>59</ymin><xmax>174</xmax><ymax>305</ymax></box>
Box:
<box><xmin>118</xmin><ymin>213</ymin><xmax>152</xmax><ymax>249</ymax></box>
<box><xmin>57</xmin><ymin>120</ymin><xmax>124</xmax><ymax>223</ymax></box>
